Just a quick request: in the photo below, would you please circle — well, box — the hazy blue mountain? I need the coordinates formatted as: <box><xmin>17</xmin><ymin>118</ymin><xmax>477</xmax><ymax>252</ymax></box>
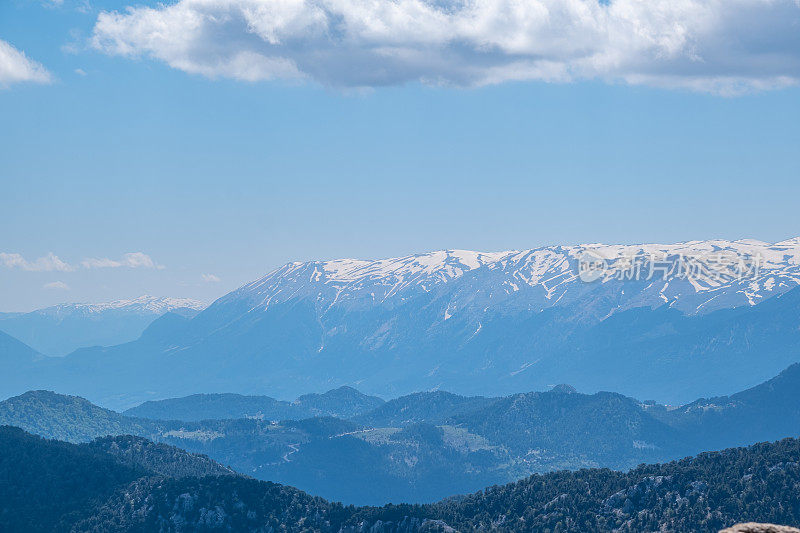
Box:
<box><xmin>0</xmin><ymin>295</ymin><xmax>204</xmax><ymax>356</ymax></box>
<box><xmin>124</xmin><ymin>393</ymin><xmax>300</xmax><ymax>421</ymax></box>
<box><xmin>0</xmin><ymin>329</ymin><xmax>40</xmax><ymax>363</ymax></box>
<box><xmin>124</xmin><ymin>386</ymin><xmax>384</xmax><ymax>422</ymax></box>
<box><xmin>5</xmin><ymin>240</ymin><xmax>800</xmax><ymax>409</ymax></box>
<box><xmin>658</xmin><ymin>362</ymin><xmax>800</xmax><ymax>450</ymax></box>
<box><xmin>4</xmin><ymin>424</ymin><xmax>800</xmax><ymax>532</ymax></box>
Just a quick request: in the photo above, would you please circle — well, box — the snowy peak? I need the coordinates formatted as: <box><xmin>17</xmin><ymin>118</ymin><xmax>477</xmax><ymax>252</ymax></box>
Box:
<box><xmin>37</xmin><ymin>295</ymin><xmax>206</xmax><ymax>317</ymax></box>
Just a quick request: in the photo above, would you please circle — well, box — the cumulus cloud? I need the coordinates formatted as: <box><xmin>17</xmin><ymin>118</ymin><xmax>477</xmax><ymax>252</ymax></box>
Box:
<box><xmin>90</xmin><ymin>0</ymin><xmax>800</xmax><ymax>93</ymax></box>
<box><xmin>43</xmin><ymin>281</ymin><xmax>70</xmax><ymax>290</ymax></box>
<box><xmin>81</xmin><ymin>252</ymin><xmax>163</xmax><ymax>269</ymax></box>
<box><xmin>0</xmin><ymin>39</ymin><xmax>52</xmax><ymax>87</ymax></box>
<box><xmin>0</xmin><ymin>252</ymin><xmax>74</xmax><ymax>272</ymax></box>
<box><xmin>202</xmin><ymin>273</ymin><xmax>221</xmax><ymax>283</ymax></box>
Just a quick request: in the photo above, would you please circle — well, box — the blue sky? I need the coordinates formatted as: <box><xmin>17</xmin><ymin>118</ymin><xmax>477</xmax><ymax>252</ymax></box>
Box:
<box><xmin>1</xmin><ymin>0</ymin><xmax>799</xmax><ymax>311</ymax></box>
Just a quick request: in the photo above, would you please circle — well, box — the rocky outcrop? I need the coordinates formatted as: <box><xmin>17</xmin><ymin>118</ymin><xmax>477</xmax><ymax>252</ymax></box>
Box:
<box><xmin>720</xmin><ymin>523</ymin><xmax>800</xmax><ymax>533</ymax></box>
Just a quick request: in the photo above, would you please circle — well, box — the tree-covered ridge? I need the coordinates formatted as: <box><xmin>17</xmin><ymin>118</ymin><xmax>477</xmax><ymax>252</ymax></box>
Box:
<box><xmin>422</xmin><ymin>438</ymin><xmax>800</xmax><ymax>532</ymax></box>
<box><xmin>0</xmin><ymin>390</ymin><xmax>161</xmax><ymax>442</ymax></box>
<box><xmin>3</xmin><ymin>425</ymin><xmax>800</xmax><ymax>532</ymax></box>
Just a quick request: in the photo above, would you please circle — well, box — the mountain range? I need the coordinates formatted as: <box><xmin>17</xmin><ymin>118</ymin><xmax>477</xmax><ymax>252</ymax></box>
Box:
<box><xmin>2</xmin><ymin>238</ymin><xmax>800</xmax><ymax>408</ymax></box>
<box><xmin>3</xmin><ymin>363</ymin><xmax>800</xmax><ymax>505</ymax></box>
<box><xmin>3</xmin><ymin>424</ymin><xmax>800</xmax><ymax>532</ymax></box>
<box><xmin>0</xmin><ymin>295</ymin><xmax>205</xmax><ymax>356</ymax></box>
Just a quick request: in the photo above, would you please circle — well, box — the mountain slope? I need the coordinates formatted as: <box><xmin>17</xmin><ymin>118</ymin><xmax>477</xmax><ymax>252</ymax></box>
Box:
<box><xmin>425</xmin><ymin>438</ymin><xmax>800</xmax><ymax>532</ymax></box>
<box><xmin>87</xmin><ymin>434</ymin><xmax>236</xmax><ymax>478</ymax></box>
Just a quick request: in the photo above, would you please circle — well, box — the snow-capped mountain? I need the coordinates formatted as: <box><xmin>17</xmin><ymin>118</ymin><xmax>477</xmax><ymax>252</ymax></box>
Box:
<box><xmin>0</xmin><ymin>296</ymin><xmax>206</xmax><ymax>356</ymax></box>
<box><xmin>220</xmin><ymin>238</ymin><xmax>800</xmax><ymax>321</ymax></box>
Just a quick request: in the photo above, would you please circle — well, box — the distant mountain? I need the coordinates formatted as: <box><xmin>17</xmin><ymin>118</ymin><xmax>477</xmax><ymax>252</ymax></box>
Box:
<box><xmin>6</xmin><ymin>239</ymin><xmax>799</xmax><ymax>407</ymax></box>
<box><xmin>0</xmin><ymin>333</ymin><xmax>48</xmax><ymax>405</ymax></box>
<box><xmin>124</xmin><ymin>393</ymin><xmax>300</xmax><ymax>421</ymax></box>
<box><xmin>125</xmin><ymin>386</ymin><xmax>383</xmax><ymax>422</ymax></box>
<box><xmin>0</xmin><ymin>329</ymin><xmax>40</xmax><ymax>363</ymax></box>
<box><xmin>3</xmin><ymin>425</ymin><xmax>800</xmax><ymax>532</ymax></box>
<box><xmin>293</xmin><ymin>386</ymin><xmax>386</xmax><ymax>419</ymax></box>
<box><xmin>0</xmin><ymin>295</ymin><xmax>205</xmax><ymax>356</ymax></box>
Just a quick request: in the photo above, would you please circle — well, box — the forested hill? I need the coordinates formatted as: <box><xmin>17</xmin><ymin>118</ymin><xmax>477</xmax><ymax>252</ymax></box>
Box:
<box><xmin>3</xmin><ymin>425</ymin><xmax>800</xmax><ymax>532</ymax></box>
<box><xmin>4</xmin><ymin>362</ymin><xmax>800</xmax><ymax>506</ymax></box>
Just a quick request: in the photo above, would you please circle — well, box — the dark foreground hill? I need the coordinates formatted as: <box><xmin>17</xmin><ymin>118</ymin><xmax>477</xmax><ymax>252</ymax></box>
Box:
<box><xmin>3</xmin><ymin>425</ymin><xmax>800</xmax><ymax>532</ymax></box>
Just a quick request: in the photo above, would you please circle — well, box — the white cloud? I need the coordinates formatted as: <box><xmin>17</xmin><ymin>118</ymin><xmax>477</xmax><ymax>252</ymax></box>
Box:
<box><xmin>1</xmin><ymin>251</ymin><xmax>164</xmax><ymax>273</ymax></box>
<box><xmin>91</xmin><ymin>0</ymin><xmax>800</xmax><ymax>93</ymax></box>
<box><xmin>0</xmin><ymin>252</ymin><xmax>74</xmax><ymax>272</ymax></box>
<box><xmin>81</xmin><ymin>252</ymin><xmax>163</xmax><ymax>269</ymax></box>
<box><xmin>43</xmin><ymin>281</ymin><xmax>70</xmax><ymax>290</ymax></box>
<box><xmin>0</xmin><ymin>39</ymin><xmax>52</xmax><ymax>87</ymax></box>
<box><xmin>121</xmin><ymin>251</ymin><xmax>160</xmax><ymax>269</ymax></box>
<box><xmin>202</xmin><ymin>273</ymin><xmax>221</xmax><ymax>283</ymax></box>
